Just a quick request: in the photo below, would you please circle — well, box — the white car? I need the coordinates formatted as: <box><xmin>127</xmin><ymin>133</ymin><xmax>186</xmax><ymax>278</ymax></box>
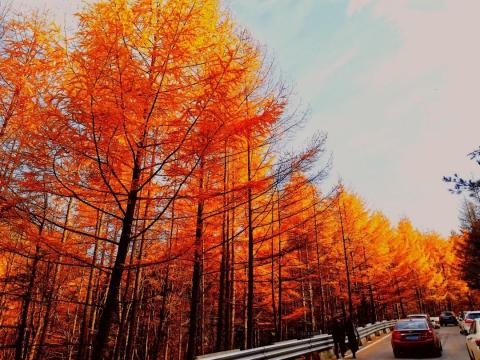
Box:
<box><xmin>407</xmin><ymin>314</ymin><xmax>440</xmax><ymax>328</ymax></box>
<box><xmin>461</xmin><ymin>311</ymin><xmax>480</xmax><ymax>335</ymax></box>
<box><xmin>430</xmin><ymin>316</ymin><xmax>441</xmax><ymax>329</ymax></box>
<box><xmin>407</xmin><ymin>314</ymin><xmax>431</xmax><ymax>322</ymax></box>
<box><xmin>466</xmin><ymin>318</ymin><xmax>480</xmax><ymax>359</ymax></box>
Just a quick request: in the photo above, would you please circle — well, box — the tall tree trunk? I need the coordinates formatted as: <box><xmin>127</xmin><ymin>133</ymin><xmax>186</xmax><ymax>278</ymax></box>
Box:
<box><xmin>361</xmin><ymin>246</ymin><xmax>376</xmax><ymax>324</ymax></box>
<box><xmin>299</xmin><ymin>255</ymin><xmax>308</xmax><ymax>334</ymax></box>
<box><xmin>223</xmin><ymin>205</ymin><xmax>231</xmax><ymax>348</ymax></box>
<box><xmin>16</xmin><ymin>201</ymin><xmax>46</xmax><ymax>360</ymax></box>
<box><xmin>143</xmin><ymin>304</ymin><xmax>153</xmax><ymax>360</ymax></box>
<box><xmin>368</xmin><ymin>283</ymin><xmax>376</xmax><ymax>323</ymax></box>
<box><xmin>124</xmin><ymin>241</ymin><xmax>144</xmax><ymax>360</ymax></box>
<box><xmin>186</xmin><ymin>159</ymin><xmax>204</xmax><ymax>360</ymax></box>
<box><xmin>395</xmin><ymin>280</ymin><xmax>406</xmax><ymax>318</ymax></box>
<box><xmin>67</xmin><ymin>292</ymin><xmax>81</xmax><ymax>360</ymax></box>
<box><xmin>228</xmin><ymin>200</ymin><xmax>236</xmax><ymax>350</ymax></box>
<box><xmin>246</xmin><ymin>140</ymin><xmax>255</xmax><ymax>349</ymax></box>
<box><xmin>216</xmin><ymin>238</ymin><xmax>226</xmax><ymax>351</ymax></box>
<box><xmin>270</xmin><ymin>201</ymin><xmax>277</xmax><ymax>338</ymax></box>
<box><xmin>87</xmin><ymin>235</ymin><xmax>110</xmax><ymax>360</ymax></box>
<box><xmin>77</xmin><ymin>210</ymin><xmax>103</xmax><ymax>360</ymax></box>
<box><xmin>151</xmin><ymin>267</ymin><xmax>170</xmax><ymax>360</ymax></box>
<box><xmin>125</xmin><ymin>189</ymin><xmax>151</xmax><ymax>360</ymax></box>
<box><xmin>243</xmin><ymin>266</ymin><xmax>248</xmax><ymax>350</ymax></box>
<box><xmin>200</xmin><ymin>235</ymin><xmax>205</xmax><ymax>355</ymax></box>
<box><xmin>216</xmin><ymin>146</ymin><xmax>228</xmax><ymax>351</ymax></box>
<box><xmin>313</xmin><ymin>205</ymin><xmax>326</xmax><ymax>331</ymax></box>
<box><xmin>87</xmin><ymin>234</ymin><xmax>109</xmax><ymax>360</ymax></box>
<box><xmin>277</xmin><ymin>190</ymin><xmax>283</xmax><ymax>342</ymax></box>
<box><xmin>25</xmin><ymin>262</ymin><xmax>49</xmax><ymax>360</ymax></box>
<box><xmin>151</xmin><ymin>200</ymin><xmax>175</xmax><ymax>360</ymax></box>
<box><xmin>93</xmin><ymin>155</ymin><xmax>142</xmax><ymax>359</ymax></box>
<box><xmin>15</xmin><ymin>245</ymin><xmax>40</xmax><ymax>360</ymax></box>
<box><xmin>304</xmin><ymin>237</ymin><xmax>316</xmax><ymax>332</ymax></box>
<box><xmin>0</xmin><ymin>248</ymin><xmax>18</xmax><ymax>326</ymax></box>
<box><xmin>113</xmin><ymin>224</ymin><xmax>137</xmax><ymax>360</ymax></box>
<box><xmin>34</xmin><ymin>199</ymin><xmax>73</xmax><ymax>360</ymax></box>
<box><xmin>338</xmin><ymin>203</ymin><xmax>353</xmax><ymax>317</ymax></box>
<box><xmin>215</xmin><ymin>141</ymin><xmax>230</xmax><ymax>351</ymax></box>
<box><xmin>178</xmin><ymin>310</ymin><xmax>183</xmax><ymax>360</ymax></box>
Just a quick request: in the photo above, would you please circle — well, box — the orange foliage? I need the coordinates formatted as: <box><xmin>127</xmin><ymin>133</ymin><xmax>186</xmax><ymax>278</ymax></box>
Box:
<box><xmin>0</xmin><ymin>1</ymin><xmax>475</xmax><ymax>359</ymax></box>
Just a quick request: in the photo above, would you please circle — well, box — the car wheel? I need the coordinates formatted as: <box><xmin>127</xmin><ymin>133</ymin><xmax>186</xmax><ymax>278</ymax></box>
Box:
<box><xmin>432</xmin><ymin>344</ymin><xmax>442</xmax><ymax>357</ymax></box>
<box><xmin>393</xmin><ymin>349</ymin><xmax>401</xmax><ymax>358</ymax></box>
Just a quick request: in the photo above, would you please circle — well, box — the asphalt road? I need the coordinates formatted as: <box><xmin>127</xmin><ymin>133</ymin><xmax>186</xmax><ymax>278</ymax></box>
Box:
<box><xmin>347</xmin><ymin>326</ymin><xmax>469</xmax><ymax>360</ymax></box>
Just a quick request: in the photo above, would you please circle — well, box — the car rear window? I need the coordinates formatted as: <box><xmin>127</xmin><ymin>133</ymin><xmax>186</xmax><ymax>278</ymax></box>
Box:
<box><xmin>466</xmin><ymin>313</ymin><xmax>480</xmax><ymax>320</ymax></box>
<box><xmin>442</xmin><ymin>311</ymin><xmax>453</xmax><ymax>316</ymax></box>
<box><xmin>395</xmin><ymin>320</ymin><xmax>428</xmax><ymax>330</ymax></box>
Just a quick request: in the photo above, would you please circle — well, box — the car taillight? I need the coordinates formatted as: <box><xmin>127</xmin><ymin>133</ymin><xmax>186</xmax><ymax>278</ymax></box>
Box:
<box><xmin>392</xmin><ymin>331</ymin><xmax>402</xmax><ymax>340</ymax></box>
<box><xmin>466</xmin><ymin>319</ymin><xmax>474</xmax><ymax>324</ymax></box>
<box><xmin>421</xmin><ymin>330</ymin><xmax>434</xmax><ymax>338</ymax></box>
<box><xmin>475</xmin><ymin>339</ymin><xmax>480</xmax><ymax>347</ymax></box>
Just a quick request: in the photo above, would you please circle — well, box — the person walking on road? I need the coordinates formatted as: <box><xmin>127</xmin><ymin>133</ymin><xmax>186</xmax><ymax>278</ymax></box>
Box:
<box><xmin>331</xmin><ymin>317</ymin><xmax>346</xmax><ymax>359</ymax></box>
<box><xmin>345</xmin><ymin>317</ymin><xmax>360</xmax><ymax>359</ymax></box>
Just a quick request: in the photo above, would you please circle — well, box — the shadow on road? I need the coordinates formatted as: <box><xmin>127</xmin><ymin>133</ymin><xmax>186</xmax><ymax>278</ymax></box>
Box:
<box><xmin>393</xmin><ymin>353</ymin><xmax>442</xmax><ymax>359</ymax></box>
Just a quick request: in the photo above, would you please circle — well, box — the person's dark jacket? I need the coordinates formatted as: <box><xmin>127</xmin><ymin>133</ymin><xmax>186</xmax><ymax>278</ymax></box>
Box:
<box><xmin>345</xmin><ymin>319</ymin><xmax>359</xmax><ymax>352</ymax></box>
<box><xmin>332</xmin><ymin>320</ymin><xmax>346</xmax><ymax>342</ymax></box>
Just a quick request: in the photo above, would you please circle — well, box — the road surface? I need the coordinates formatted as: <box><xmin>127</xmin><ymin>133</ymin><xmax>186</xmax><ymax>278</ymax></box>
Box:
<box><xmin>346</xmin><ymin>326</ymin><xmax>469</xmax><ymax>360</ymax></box>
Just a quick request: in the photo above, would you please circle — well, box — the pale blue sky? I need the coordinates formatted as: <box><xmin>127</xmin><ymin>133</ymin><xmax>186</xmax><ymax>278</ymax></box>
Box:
<box><xmin>13</xmin><ymin>0</ymin><xmax>480</xmax><ymax>236</ymax></box>
<box><xmin>227</xmin><ymin>0</ymin><xmax>480</xmax><ymax>236</ymax></box>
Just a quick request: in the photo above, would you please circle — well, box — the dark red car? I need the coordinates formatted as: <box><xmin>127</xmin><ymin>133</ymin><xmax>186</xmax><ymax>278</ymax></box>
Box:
<box><xmin>391</xmin><ymin>318</ymin><xmax>442</xmax><ymax>358</ymax></box>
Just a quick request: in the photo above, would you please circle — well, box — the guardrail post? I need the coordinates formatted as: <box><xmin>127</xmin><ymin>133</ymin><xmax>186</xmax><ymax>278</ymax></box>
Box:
<box><xmin>365</xmin><ymin>323</ymin><xmax>373</xmax><ymax>341</ymax></box>
<box><xmin>383</xmin><ymin>321</ymin><xmax>390</xmax><ymax>334</ymax></box>
<box><xmin>356</xmin><ymin>326</ymin><xmax>366</xmax><ymax>345</ymax></box>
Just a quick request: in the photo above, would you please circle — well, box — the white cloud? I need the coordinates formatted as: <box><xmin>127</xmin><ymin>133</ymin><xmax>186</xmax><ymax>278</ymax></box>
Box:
<box><xmin>346</xmin><ymin>0</ymin><xmax>373</xmax><ymax>16</ymax></box>
<box><xmin>343</xmin><ymin>0</ymin><xmax>480</xmax><ymax>234</ymax></box>
<box><xmin>13</xmin><ymin>0</ymin><xmax>82</xmax><ymax>29</ymax></box>
<box><xmin>298</xmin><ymin>47</ymin><xmax>358</xmax><ymax>100</ymax></box>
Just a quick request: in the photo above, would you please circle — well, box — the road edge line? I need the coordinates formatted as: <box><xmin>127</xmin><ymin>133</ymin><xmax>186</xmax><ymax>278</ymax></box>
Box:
<box><xmin>344</xmin><ymin>333</ymin><xmax>392</xmax><ymax>358</ymax></box>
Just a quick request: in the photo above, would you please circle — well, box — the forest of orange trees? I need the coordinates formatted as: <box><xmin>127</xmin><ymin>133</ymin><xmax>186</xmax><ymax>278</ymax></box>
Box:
<box><xmin>0</xmin><ymin>1</ymin><xmax>476</xmax><ymax>360</ymax></box>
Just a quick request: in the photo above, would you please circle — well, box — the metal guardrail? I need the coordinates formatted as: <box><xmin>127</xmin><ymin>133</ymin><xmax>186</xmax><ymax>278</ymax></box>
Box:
<box><xmin>357</xmin><ymin>320</ymin><xmax>396</xmax><ymax>340</ymax></box>
<box><xmin>197</xmin><ymin>320</ymin><xmax>396</xmax><ymax>360</ymax></box>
